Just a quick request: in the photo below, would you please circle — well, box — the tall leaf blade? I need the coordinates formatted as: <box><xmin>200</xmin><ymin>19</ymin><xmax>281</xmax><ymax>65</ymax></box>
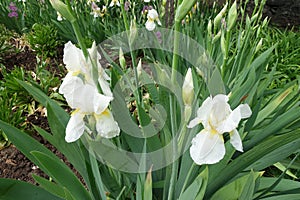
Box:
<box><xmin>31</xmin><ymin>151</ymin><xmax>92</xmax><ymax>200</ymax></box>
<box><xmin>0</xmin><ymin>179</ymin><xmax>63</xmax><ymax>200</ymax></box>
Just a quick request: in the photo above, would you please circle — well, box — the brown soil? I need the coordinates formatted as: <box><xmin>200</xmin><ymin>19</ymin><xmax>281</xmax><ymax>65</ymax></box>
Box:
<box><xmin>0</xmin><ymin>0</ymin><xmax>299</xmax><ymax>186</ymax></box>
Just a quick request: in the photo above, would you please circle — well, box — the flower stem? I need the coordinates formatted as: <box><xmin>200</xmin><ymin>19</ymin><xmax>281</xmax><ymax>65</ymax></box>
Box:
<box><xmin>171</xmin><ymin>20</ymin><xmax>181</xmax><ymax>83</ymax></box>
<box><xmin>168</xmin><ymin>15</ymin><xmax>182</xmax><ymax>200</ymax></box>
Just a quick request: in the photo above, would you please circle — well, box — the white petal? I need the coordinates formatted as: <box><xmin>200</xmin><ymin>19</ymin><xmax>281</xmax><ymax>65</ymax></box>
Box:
<box><xmin>98</xmin><ymin>76</ymin><xmax>113</xmax><ymax>97</ymax></box>
<box><xmin>65</xmin><ymin>111</ymin><xmax>85</xmax><ymax>143</ymax></box>
<box><xmin>156</xmin><ymin>19</ymin><xmax>162</xmax><ymax>26</ymax></box>
<box><xmin>87</xmin><ymin>41</ymin><xmax>98</xmax><ymax>63</ymax></box>
<box><xmin>148</xmin><ymin>9</ymin><xmax>158</xmax><ymax>19</ymax></box>
<box><xmin>93</xmin><ymin>92</ymin><xmax>113</xmax><ymax>114</ymax></box>
<box><xmin>230</xmin><ymin>129</ymin><xmax>243</xmax><ymax>152</ymax></box>
<box><xmin>63</xmin><ymin>41</ymin><xmax>84</xmax><ymax>72</ymax></box>
<box><xmin>216</xmin><ymin>107</ymin><xmax>241</xmax><ymax>133</ymax></box>
<box><xmin>238</xmin><ymin>104</ymin><xmax>252</xmax><ymax>119</ymax></box>
<box><xmin>109</xmin><ymin>1</ymin><xmax>114</xmax><ymax>7</ymax></box>
<box><xmin>59</xmin><ymin>75</ymin><xmax>85</xmax><ymax>109</ymax></box>
<box><xmin>213</xmin><ymin>94</ymin><xmax>229</xmax><ymax>103</ymax></box>
<box><xmin>145</xmin><ymin>20</ymin><xmax>156</xmax><ymax>31</ymax></box>
<box><xmin>190</xmin><ymin>129</ymin><xmax>225</xmax><ymax>165</ymax></box>
<box><xmin>187</xmin><ymin>117</ymin><xmax>201</xmax><ymax>128</ymax></box>
<box><xmin>95</xmin><ymin>109</ymin><xmax>120</xmax><ymax>138</ymax></box>
<box><xmin>196</xmin><ymin>96</ymin><xmax>213</xmax><ymax>127</ymax></box>
<box><xmin>59</xmin><ymin>73</ymin><xmax>76</xmax><ymax>95</ymax></box>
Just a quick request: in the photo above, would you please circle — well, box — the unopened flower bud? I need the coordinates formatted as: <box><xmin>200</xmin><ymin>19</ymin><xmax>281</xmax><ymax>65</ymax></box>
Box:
<box><xmin>175</xmin><ymin>0</ymin><xmax>197</xmax><ymax>22</ymax></box>
<box><xmin>212</xmin><ymin>30</ymin><xmax>221</xmax><ymax>43</ymax></box>
<box><xmin>50</xmin><ymin>0</ymin><xmax>75</xmax><ymax>22</ymax></box>
<box><xmin>213</xmin><ymin>2</ymin><xmax>228</xmax><ymax>32</ymax></box>
<box><xmin>220</xmin><ymin>32</ymin><xmax>226</xmax><ymax>56</ymax></box>
<box><xmin>130</xmin><ymin>18</ymin><xmax>137</xmax><ymax>44</ymax></box>
<box><xmin>227</xmin><ymin>1</ymin><xmax>237</xmax><ymax>31</ymax></box>
<box><xmin>119</xmin><ymin>48</ymin><xmax>126</xmax><ymax>69</ymax></box>
<box><xmin>137</xmin><ymin>59</ymin><xmax>142</xmax><ymax>77</ymax></box>
<box><xmin>255</xmin><ymin>38</ymin><xmax>263</xmax><ymax>54</ymax></box>
<box><xmin>182</xmin><ymin>68</ymin><xmax>194</xmax><ymax>106</ymax></box>
<box><xmin>251</xmin><ymin>12</ymin><xmax>259</xmax><ymax>23</ymax></box>
<box><xmin>207</xmin><ymin>19</ymin><xmax>212</xmax><ymax>38</ymax></box>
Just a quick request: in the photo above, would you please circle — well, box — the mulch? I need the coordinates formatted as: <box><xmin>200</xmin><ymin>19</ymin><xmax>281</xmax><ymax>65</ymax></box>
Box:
<box><xmin>0</xmin><ymin>0</ymin><xmax>300</xmax><ymax>186</ymax></box>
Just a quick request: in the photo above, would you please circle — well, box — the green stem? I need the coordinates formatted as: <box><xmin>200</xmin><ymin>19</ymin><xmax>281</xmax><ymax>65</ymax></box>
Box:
<box><xmin>167</xmin><ymin>96</ymin><xmax>179</xmax><ymax>200</ymax></box>
<box><xmin>120</xmin><ymin>0</ymin><xmax>141</xmax><ymax>104</ymax></box>
<box><xmin>171</xmin><ymin>20</ymin><xmax>181</xmax><ymax>83</ymax></box>
<box><xmin>221</xmin><ymin>29</ymin><xmax>231</xmax><ymax>77</ymax></box>
<box><xmin>71</xmin><ymin>21</ymin><xmax>88</xmax><ymax>58</ymax></box>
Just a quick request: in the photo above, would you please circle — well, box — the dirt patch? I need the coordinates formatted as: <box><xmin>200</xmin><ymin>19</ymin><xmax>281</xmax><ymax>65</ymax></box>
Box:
<box><xmin>264</xmin><ymin>0</ymin><xmax>300</xmax><ymax>29</ymax></box>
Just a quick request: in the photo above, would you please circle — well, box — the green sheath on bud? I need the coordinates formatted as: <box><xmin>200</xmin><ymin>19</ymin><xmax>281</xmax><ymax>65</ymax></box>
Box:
<box><xmin>175</xmin><ymin>0</ymin><xmax>197</xmax><ymax>22</ymax></box>
<box><xmin>212</xmin><ymin>30</ymin><xmax>221</xmax><ymax>43</ymax></box>
<box><xmin>221</xmin><ymin>31</ymin><xmax>226</xmax><ymax>56</ymax></box>
<box><xmin>50</xmin><ymin>0</ymin><xmax>76</xmax><ymax>22</ymax></box>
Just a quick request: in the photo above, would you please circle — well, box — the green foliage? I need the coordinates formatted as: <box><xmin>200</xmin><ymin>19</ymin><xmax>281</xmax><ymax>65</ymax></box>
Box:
<box><xmin>0</xmin><ymin>0</ymin><xmax>300</xmax><ymax>200</ymax></box>
<box><xmin>0</xmin><ymin>24</ymin><xmax>14</xmax><ymax>61</ymax></box>
<box><xmin>27</xmin><ymin>23</ymin><xmax>60</xmax><ymax>59</ymax></box>
<box><xmin>260</xmin><ymin>27</ymin><xmax>300</xmax><ymax>88</ymax></box>
<box><xmin>0</xmin><ymin>178</ymin><xmax>63</xmax><ymax>200</ymax></box>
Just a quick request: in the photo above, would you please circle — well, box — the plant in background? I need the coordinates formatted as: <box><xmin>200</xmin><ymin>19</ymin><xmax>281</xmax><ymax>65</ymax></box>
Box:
<box><xmin>0</xmin><ymin>66</ymin><xmax>27</xmax><ymax>149</ymax></box>
<box><xmin>26</xmin><ymin>23</ymin><xmax>60</xmax><ymax>59</ymax></box>
<box><xmin>0</xmin><ymin>24</ymin><xmax>16</xmax><ymax>61</ymax></box>
<box><xmin>0</xmin><ymin>0</ymin><xmax>300</xmax><ymax>200</ymax></box>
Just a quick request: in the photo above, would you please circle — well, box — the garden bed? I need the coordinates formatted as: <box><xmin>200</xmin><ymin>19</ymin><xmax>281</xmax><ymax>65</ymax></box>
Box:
<box><xmin>0</xmin><ymin>0</ymin><xmax>299</xmax><ymax>199</ymax></box>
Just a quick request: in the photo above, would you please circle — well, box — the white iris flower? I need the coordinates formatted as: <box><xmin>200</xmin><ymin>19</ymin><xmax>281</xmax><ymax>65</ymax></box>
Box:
<box><xmin>59</xmin><ymin>41</ymin><xmax>120</xmax><ymax>143</ymax></box>
<box><xmin>109</xmin><ymin>0</ymin><xmax>120</xmax><ymax>7</ymax></box>
<box><xmin>145</xmin><ymin>9</ymin><xmax>161</xmax><ymax>31</ymax></box>
<box><xmin>188</xmin><ymin>94</ymin><xmax>252</xmax><ymax>165</ymax></box>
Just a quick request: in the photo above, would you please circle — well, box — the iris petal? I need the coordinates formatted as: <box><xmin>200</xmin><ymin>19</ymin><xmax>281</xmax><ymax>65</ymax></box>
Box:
<box><xmin>65</xmin><ymin>111</ymin><xmax>85</xmax><ymax>143</ymax></box>
<box><xmin>230</xmin><ymin>129</ymin><xmax>243</xmax><ymax>152</ymax></box>
<box><xmin>146</xmin><ymin>21</ymin><xmax>156</xmax><ymax>31</ymax></box>
<box><xmin>95</xmin><ymin>109</ymin><xmax>120</xmax><ymax>138</ymax></box>
<box><xmin>190</xmin><ymin>129</ymin><xmax>225</xmax><ymax>165</ymax></box>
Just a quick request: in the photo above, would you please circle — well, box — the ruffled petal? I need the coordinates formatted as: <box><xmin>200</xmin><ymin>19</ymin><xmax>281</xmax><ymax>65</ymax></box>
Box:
<box><xmin>213</xmin><ymin>94</ymin><xmax>229</xmax><ymax>103</ymax></box>
<box><xmin>216</xmin><ymin>104</ymin><xmax>241</xmax><ymax>133</ymax></box>
<box><xmin>148</xmin><ymin>9</ymin><xmax>158</xmax><ymax>19</ymax></box>
<box><xmin>190</xmin><ymin>129</ymin><xmax>225</xmax><ymax>165</ymax></box>
<box><xmin>65</xmin><ymin>111</ymin><xmax>85</xmax><ymax>143</ymax></box>
<box><xmin>63</xmin><ymin>41</ymin><xmax>84</xmax><ymax>72</ymax></box>
<box><xmin>95</xmin><ymin>109</ymin><xmax>120</xmax><ymax>138</ymax></box>
<box><xmin>230</xmin><ymin>129</ymin><xmax>243</xmax><ymax>152</ymax></box>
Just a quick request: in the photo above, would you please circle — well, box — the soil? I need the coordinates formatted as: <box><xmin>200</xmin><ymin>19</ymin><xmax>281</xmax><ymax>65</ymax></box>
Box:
<box><xmin>0</xmin><ymin>0</ymin><xmax>299</xmax><ymax>186</ymax></box>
